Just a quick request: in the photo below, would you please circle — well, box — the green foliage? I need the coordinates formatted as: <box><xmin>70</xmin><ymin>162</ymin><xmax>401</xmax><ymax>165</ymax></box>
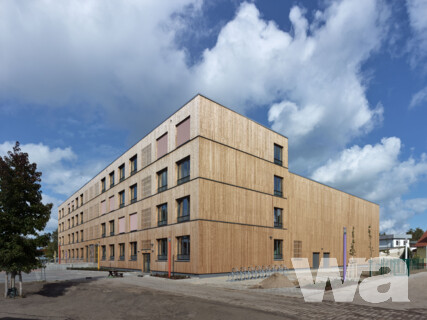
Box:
<box><xmin>349</xmin><ymin>226</ymin><xmax>356</xmax><ymax>257</ymax></box>
<box><xmin>0</xmin><ymin>141</ymin><xmax>52</xmax><ymax>275</ymax></box>
<box><xmin>407</xmin><ymin>228</ymin><xmax>425</xmax><ymax>242</ymax></box>
<box><xmin>45</xmin><ymin>229</ymin><xmax>58</xmax><ymax>259</ymax></box>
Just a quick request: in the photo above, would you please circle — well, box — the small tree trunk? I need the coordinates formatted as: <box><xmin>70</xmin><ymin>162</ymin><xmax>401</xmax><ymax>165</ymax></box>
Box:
<box><xmin>11</xmin><ymin>272</ymin><xmax>16</xmax><ymax>291</ymax></box>
<box><xmin>4</xmin><ymin>272</ymin><xmax>8</xmax><ymax>298</ymax></box>
<box><xmin>18</xmin><ymin>272</ymin><xmax>22</xmax><ymax>297</ymax></box>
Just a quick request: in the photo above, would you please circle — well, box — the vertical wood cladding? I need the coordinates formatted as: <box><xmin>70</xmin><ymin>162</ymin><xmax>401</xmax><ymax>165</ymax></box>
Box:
<box><xmin>58</xmin><ymin>95</ymin><xmax>379</xmax><ymax>274</ymax></box>
<box><xmin>141</xmin><ymin>144</ymin><xmax>152</xmax><ymax>168</ymax></box>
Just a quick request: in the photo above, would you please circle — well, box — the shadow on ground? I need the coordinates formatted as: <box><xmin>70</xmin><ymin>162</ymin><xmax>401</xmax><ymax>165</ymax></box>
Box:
<box><xmin>36</xmin><ymin>278</ymin><xmax>99</xmax><ymax>298</ymax></box>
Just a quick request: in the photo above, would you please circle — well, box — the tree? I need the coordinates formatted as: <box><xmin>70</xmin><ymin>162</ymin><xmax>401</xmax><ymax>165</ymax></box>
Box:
<box><xmin>407</xmin><ymin>228</ymin><xmax>425</xmax><ymax>242</ymax></box>
<box><xmin>368</xmin><ymin>225</ymin><xmax>373</xmax><ymax>259</ymax></box>
<box><xmin>45</xmin><ymin>229</ymin><xmax>58</xmax><ymax>260</ymax></box>
<box><xmin>349</xmin><ymin>226</ymin><xmax>356</xmax><ymax>258</ymax></box>
<box><xmin>0</xmin><ymin>142</ymin><xmax>52</xmax><ymax>297</ymax></box>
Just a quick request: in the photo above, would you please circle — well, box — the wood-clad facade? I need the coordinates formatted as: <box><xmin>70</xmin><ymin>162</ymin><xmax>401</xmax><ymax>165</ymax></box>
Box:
<box><xmin>57</xmin><ymin>94</ymin><xmax>379</xmax><ymax>274</ymax></box>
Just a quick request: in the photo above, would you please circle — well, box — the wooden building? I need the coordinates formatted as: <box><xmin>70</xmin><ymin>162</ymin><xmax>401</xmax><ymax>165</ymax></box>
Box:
<box><xmin>57</xmin><ymin>94</ymin><xmax>379</xmax><ymax>274</ymax></box>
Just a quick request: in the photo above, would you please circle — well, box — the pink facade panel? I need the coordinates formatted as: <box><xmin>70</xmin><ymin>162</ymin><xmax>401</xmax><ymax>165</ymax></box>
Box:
<box><xmin>176</xmin><ymin>117</ymin><xmax>190</xmax><ymax>147</ymax></box>
<box><xmin>109</xmin><ymin>196</ymin><xmax>115</xmax><ymax>212</ymax></box>
<box><xmin>119</xmin><ymin>217</ymin><xmax>125</xmax><ymax>234</ymax></box>
<box><xmin>130</xmin><ymin>213</ymin><xmax>137</xmax><ymax>231</ymax></box>
<box><xmin>101</xmin><ymin>201</ymin><xmax>106</xmax><ymax>215</ymax></box>
<box><xmin>157</xmin><ymin>133</ymin><xmax>168</xmax><ymax>159</ymax></box>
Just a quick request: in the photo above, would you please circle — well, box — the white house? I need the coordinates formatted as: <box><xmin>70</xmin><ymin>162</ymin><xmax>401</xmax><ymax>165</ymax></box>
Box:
<box><xmin>379</xmin><ymin>234</ymin><xmax>412</xmax><ymax>251</ymax></box>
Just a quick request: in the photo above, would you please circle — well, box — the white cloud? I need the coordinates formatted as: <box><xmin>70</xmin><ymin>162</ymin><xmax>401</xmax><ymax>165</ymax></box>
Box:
<box><xmin>409</xmin><ymin>86</ymin><xmax>427</xmax><ymax>109</ymax></box>
<box><xmin>0</xmin><ymin>0</ymin><xmax>201</xmax><ymax>131</ymax></box>
<box><xmin>189</xmin><ymin>1</ymin><xmax>389</xmax><ymax>172</ymax></box>
<box><xmin>406</xmin><ymin>0</ymin><xmax>427</xmax><ymax>65</ymax></box>
<box><xmin>312</xmin><ymin>137</ymin><xmax>427</xmax><ymax>232</ymax></box>
<box><xmin>0</xmin><ymin>141</ymin><xmax>97</xmax><ymax>196</ymax></box>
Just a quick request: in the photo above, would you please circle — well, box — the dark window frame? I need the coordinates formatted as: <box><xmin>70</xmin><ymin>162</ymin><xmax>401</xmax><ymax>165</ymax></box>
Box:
<box><xmin>177</xmin><ymin>235</ymin><xmax>190</xmax><ymax>261</ymax></box>
<box><xmin>157</xmin><ymin>168</ymin><xmax>168</xmax><ymax>193</ymax></box>
<box><xmin>119</xmin><ymin>164</ymin><xmax>125</xmax><ymax>182</ymax></box>
<box><xmin>157</xmin><ymin>203</ymin><xmax>168</xmax><ymax>226</ymax></box>
<box><xmin>157</xmin><ymin>238</ymin><xmax>168</xmax><ymax>261</ymax></box>
<box><xmin>177</xmin><ymin>196</ymin><xmax>190</xmax><ymax>223</ymax></box>
<box><xmin>274</xmin><ymin>239</ymin><xmax>283</xmax><ymax>260</ymax></box>
<box><xmin>119</xmin><ymin>243</ymin><xmax>125</xmax><ymax>261</ymax></box>
<box><xmin>177</xmin><ymin>156</ymin><xmax>190</xmax><ymax>185</ymax></box>
<box><xmin>130</xmin><ymin>183</ymin><xmax>138</xmax><ymax>204</ymax></box>
<box><xmin>274</xmin><ymin>144</ymin><xmax>283</xmax><ymax>166</ymax></box>
<box><xmin>274</xmin><ymin>175</ymin><xmax>283</xmax><ymax>197</ymax></box>
<box><xmin>109</xmin><ymin>171</ymin><xmax>115</xmax><ymax>188</ymax></box>
<box><xmin>274</xmin><ymin>207</ymin><xmax>283</xmax><ymax>228</ymax></box>
<box><xmin>130</xmin><ymin>155</ymin><xmax>138</xmax><ymax>175</ymax></box>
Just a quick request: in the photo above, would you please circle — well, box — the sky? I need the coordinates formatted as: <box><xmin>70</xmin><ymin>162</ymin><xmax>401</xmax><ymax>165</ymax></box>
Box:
<box><xmin>1</xmin><ymin>0</ymin><xmax>427</xmax><ymax>235</ymax></box>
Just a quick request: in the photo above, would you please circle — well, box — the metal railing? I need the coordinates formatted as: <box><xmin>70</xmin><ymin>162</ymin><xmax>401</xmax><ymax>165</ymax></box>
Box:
<box><xmin>177</xmin><ymin>215</ymin><xmax>190</xmax><ymax>223</ymax></box>
<box><xmin>177</xmin><ymin>175</ymin><xmax>190</xmax><ymax>185</ymax></box>
<box><xmin>228</xmin><ymin>264</ymin><xmax>288</xmax><ymax>281</ymax></box>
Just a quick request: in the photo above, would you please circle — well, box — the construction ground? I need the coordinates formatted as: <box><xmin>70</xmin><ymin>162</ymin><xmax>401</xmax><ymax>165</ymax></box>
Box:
<box><xmin>1</xmin><ymin>268</ymin><xmax>427</xmax><ymax>319</ymax></box>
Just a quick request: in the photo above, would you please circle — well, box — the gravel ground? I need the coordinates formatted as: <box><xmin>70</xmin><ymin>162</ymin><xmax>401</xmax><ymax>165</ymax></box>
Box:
<box><xmin>0</xmin><ymin>269</ymin><xmax>426</xmax><ymax>319</ymax></box>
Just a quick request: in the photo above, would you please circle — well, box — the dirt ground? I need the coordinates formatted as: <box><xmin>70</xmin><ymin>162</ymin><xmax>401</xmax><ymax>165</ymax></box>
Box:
<box><xmin>0</xmin><ymin>279</ymin><xmax>286</xmax><ymax>320</ymax></box>
<box><xmin>1</xmin><ymin>271</ymin><xmax>427</xmax><ymax>319</ymax></box>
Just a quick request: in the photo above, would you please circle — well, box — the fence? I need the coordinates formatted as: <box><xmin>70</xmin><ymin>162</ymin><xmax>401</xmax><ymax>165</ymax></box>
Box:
<box><xmin>228</xmin><ymin>265</ymin><xmax>288</xmax><ymax>281</ymax></box>
<box><xmin>369</xmin><ymin>258</ymin><xmax>426</xmax><ymax>277</ymax></box>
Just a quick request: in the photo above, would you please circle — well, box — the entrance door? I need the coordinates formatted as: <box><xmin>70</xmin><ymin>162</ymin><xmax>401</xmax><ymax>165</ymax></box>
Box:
<box><xmin>143</xmin><ymin>253</ymin><xmax>150</xmax><ymax>272</ymax></box>
<box><xmin>313</xmin><ymin>252</ymin><xmax>320</xmax><ymax>269</ymax></box>
<box><xmin>323</xmin><ymin>252</ymin><xmax>330</xmax><ymax>268</ymax></box>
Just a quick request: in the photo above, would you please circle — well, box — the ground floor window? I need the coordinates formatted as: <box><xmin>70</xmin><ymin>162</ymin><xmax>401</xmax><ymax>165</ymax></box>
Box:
<box><xmin>274</xmin><ymin>239</ymin><xmax>283</xmax><ymax>260</ymax></box>
<box><xmin>119</xmin><ymin>243</ymin><xmax>125</xmax><ymax>261</ymax></box>
<box><xmin>177</xmin><ymin>236</ymin><xmax>190</xmax><ymax>260</ymax></box>
<box><xmin>157</xmin><ymin>238</ymin><xmax>168</xmax><ymax>260</ymax></box>
<box><xmin>130</xmin><ymin>242</ymin><xmax>137</xmax><ymax>261</ymax></box>
<box><xmin>109</xmin><ymin>245</ymin><xmax>115</xmax><ymax>260</ymax></box>
<box><xmin>101</xmin><ymin>245</ymin><xmax>106</xmax><ymax>260</ymax></box>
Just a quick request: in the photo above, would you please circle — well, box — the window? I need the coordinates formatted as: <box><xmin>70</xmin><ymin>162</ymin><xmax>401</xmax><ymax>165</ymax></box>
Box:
<box><xmin>177</xmin><ymin>236</ymin><xmax>190</xmax><ymax>261</ymax></box>
<box><xmin>101</xmin><ymin>246</ymin><xmax>106</xmax><ymax>260</ymax></box>
<box><xmin>101</xmin><ymin>178</ymin><xmax>106</xmax><ymax>193</ymax></box>
<box><xmin>176</xmin><ymin>117</ymin><xmax>190</xmax><ymax>147</ymax></box>
<box><xmin>119</xmin><ymin>190</ymin><xmax>125</xmax><ymax>208</ymax></box>
<box><xmin>129</xmin><ymin>213</ymin><xmax>137</xmax><ymax>232</ymax></box>
<box><xmin>157</xmin><ymin>168</ymin><xmax>168</xmax><ymax>193</ymax></box>
<box><xmin>119</xmin><ymin>243</ymin><xmax>125</xmax><ymax>261</ymax></box>
<box><xmin>75</xmin><ymin>197</ymin><xmax>79</xmax><ymax>208</ymax></box>
<box><xmin>101</xmin><ymin>200</ymin><xmax>106</xmax><ymax>215</ymax></box>
<box><xmin>395</xmin><ymin>240</ymin><xmax>399</xmax><ymax>246</ymax></box>
<box><xmin>72</xmin><ymin>217</ymin><xmax>74</xmax><ymax>227</ymax></box>
<box><xmin>274</xmin><ymin>144</ymin><xmax>283</xmax><ymax>165</ymax></box>
<box><xmin>80</xmin><ymin>212</ymin><xmax>83</xmax><ymax>224</ymax></box>
<box><xmin>76</xmin><ymin>231</ymin><xmax>79</xmax><ymax>242</ymax></box>
<box><xmin>81</xmin><ymin>230</ymin><xmax>84</xmax><ymax>242</ymax></box>
<box><xmin>177</xmin><ymin>157</ymin><xmax>190</xmax><ymax>185</ymax></box>
<box><xmin>157</xmin><ymin>133</ymin><xmax>168</xmax><ymax>159</ymax></box>
<box><xmin>157</xmin><ymin>203</ymin><xmax>168</xmax><ymax>226</ymax></box>
<box><xmin>130</xmin><ymin>155</ymin><xmax>137</xmax><ymax>175</ymax></box>
<box><xmin>72</xmin><ymin>233</ymin><xmax>74</xmax><ymax>243</ymax></box>
<box><xmin>274</xmin><ymin>240</ymin><xmax>283</xmax><ymax>260</ymax></box>
<box><xmin>130</xmin><ymin>242</ymin><xmax>137</xmax><ymax>261</ymax></box>
<box><xmin>109</xmin><ymin>220</ymin><xmax>115</xmax><ymax>236</ymax></box>
<box><xmin>293</xmin><ymin>240</ymin><xmax>302</xmax><ymax>258</ymax></box>
<box><xmin>157</xmin><ymin>238</ymin><xmax>168</xmax><ymax>260</ymax></box>
<box><xmin>101</xmin><ymin>223</ymin><xmax>106</xmax><ymax>238</ymax></box>
<box><xmin>119</xmin><ymin>164</ymin><xmax>125</xmax><ymax>182</ymax></box>
<box><xmin>109</xmin><ymin>171</ymin><xmax>115</xmax><ymax>188</ymax></box>
<box><xmin>109</xmin><ymin>245</ymin><xmax>115</xmax><ymax>260</ymax></box>
<box><xmin>119</xmin><ymin>217</ymin><xmax>125</xmax><ymax>234</ymax></box>
<box><xmin>109</xmin><ymin>196</ymin><xmax>115</xmax><ymax>212</ymax></box>
<box><xmin>177</xmin><ymin>196</ymin><xmax>190</xmax><ymax>223</ymax></box>
<box><xmin>274</xmin><ymin>176</ymin><xmax>283</xmax><ymax>197</ymax></box>
<box><xmin>80</xmin><ymin>194</ymin><xmax>84</xmax><ymax>206</ymax></box>
<box><xmin>130</xmin><ymin>184</ymin><xmax>137</xmax><ymax>203</ymax></box>
<box><xmin>274</xmin><ymin>208</ymin><xmax>283</xmax><ymax>228</ymax></box>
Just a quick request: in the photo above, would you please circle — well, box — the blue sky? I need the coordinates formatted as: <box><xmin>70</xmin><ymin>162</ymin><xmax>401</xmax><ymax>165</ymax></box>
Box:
<box><xmin>1</xmin><ymin>0</ymin><xmax>427</xmax><ymax>234</ymax></box>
